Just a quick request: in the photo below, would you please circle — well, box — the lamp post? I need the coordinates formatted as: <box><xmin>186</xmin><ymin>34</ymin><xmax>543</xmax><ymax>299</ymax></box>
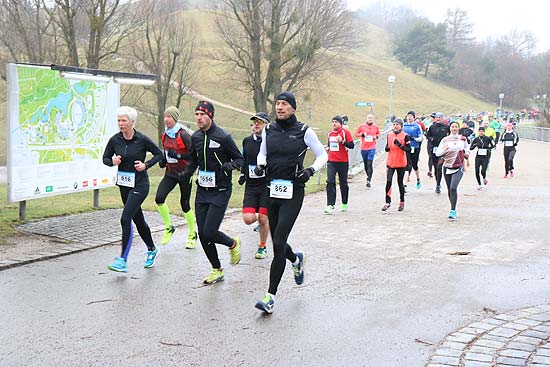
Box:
<box><xmin>498</xmin><ymin>93</ymin><xmax>504</xmax><ymax>117</ymax></box>
<box><xmin>388</xmin><ymin>75</ymin><xmax>395</xmax><ymax>125</ymax></box>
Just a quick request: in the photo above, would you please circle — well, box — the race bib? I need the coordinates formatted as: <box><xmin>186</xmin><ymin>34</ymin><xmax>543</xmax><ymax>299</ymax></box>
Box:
<box><xmin>165</xmin><ymin>151</ymin><xmax>177</xmax><ymax>164</ymax></box>
<box><xmin>198</xmin><ymin>170</ymin><xmax>216</xmax><ymax>187</ymax></box>
<box><xmin>433</xmin><ymin>146</ymin><xmax>438</xmax><ymax>153</ymax></box>
<box><xmin>364</xmin><ymin>135</ymin><xmax>374</xmax><ymax>142</ymax></box>
<box><xmin>505</xmin><ymin>141</ymin><xmax>514</xmax><ymax>147</ymax></box>
<box><xmin>248</xmin><ymin>164</ymin><xmax>265</xmax><ymax>179</ymax></box>
<box><xmin>329</xmin><ymin>141</ymin><xmax>339</xmax><ymax>151</ymax></box>
<box><xmin>270</xmin><ymin>179</ymin><xmax>293</xmax><ymax>199</ymax></box>
<box><xmin>117</xmin><ymin>171</ymin><xmax>135</xmax><ymax>188</ymax></box>
<box><xmin>478</xmin><ymin>149</ymin><xmax>487</xmax><ymax>156</ymax></box>
<box><xmin>410</xmin><ymin>147</ymin><xmax>415</xmax><ymax>153</ymax></box>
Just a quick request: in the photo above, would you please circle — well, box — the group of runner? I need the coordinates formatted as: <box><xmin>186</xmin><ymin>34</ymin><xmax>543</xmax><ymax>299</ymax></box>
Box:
<box><xmin>323</xmin><ymin>110</ymin><xmax>520</xmax><ymax>220</ymax></box>
<box><xmin>102</xmin><ymin>92</ymin><xmax>328</xmax><ymax>314</ymax></box>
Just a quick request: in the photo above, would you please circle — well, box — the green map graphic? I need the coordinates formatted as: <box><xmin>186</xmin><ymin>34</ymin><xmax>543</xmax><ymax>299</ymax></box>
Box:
<box><xmin>18</xmin><ymin>66</ymin><xmax>109</xmax><ymax>164</ymax></box>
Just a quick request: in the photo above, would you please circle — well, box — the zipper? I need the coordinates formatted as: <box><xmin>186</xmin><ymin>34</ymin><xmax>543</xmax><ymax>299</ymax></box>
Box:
<box><xmin>213</xmin><ymin>152</ymin><xmax>227</xmax><ymax>176</ymax></box>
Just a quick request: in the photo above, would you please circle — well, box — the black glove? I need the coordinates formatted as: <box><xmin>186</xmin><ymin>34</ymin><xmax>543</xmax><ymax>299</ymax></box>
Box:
<box><xmin>159</xmin><ymin>157</ymin><xmax>167</xmax><ymax>168</ymax></box>
<box><xmin>238</xmin><ymin>174</ymin><xmax>246</xmax><ymax>185</ymax></box>
<box><xmin>167</xmin><ymin>149</ymin><xmax>181</xmax><ymax>159</ymax></box>
<box><xmin>254</xmin><ymin>165</ymin><xmax>265</xmax><ymax>177</ymax></box>
<box><xmin>393</xmin><ymin>139</ymin><xmax>402</xmax><ymax>147</ymax></box>
<box><xmin>221</xmin><ymin>162</ymin><xmax>233</xmax><ymax>173</ymax></box>
<box><xmin>295</xmin><ymin>167</ymin><xmax>314</xmax><ymax>183</ymax></box>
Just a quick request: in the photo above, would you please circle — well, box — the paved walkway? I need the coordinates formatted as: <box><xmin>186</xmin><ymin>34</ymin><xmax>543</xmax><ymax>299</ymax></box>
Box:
<box><xmin>1</xmin><ymin>140</ymin><xmax>549</xmax><ymax>366</ymax></box>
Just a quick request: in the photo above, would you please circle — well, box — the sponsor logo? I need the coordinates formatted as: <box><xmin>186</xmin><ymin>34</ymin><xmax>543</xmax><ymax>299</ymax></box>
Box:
<box><xmin>209</xmin><ymin>140</ymin><xmax>221</xmax><ymax>148</ymax></box>
<box><xmin>45</xmin><ymin>186</ymin><xmax>53</xmax><ymax>192</ymax></box>
<box><xmin>82</xmin><ymin>181</ymin><xmax>89</xmax><ymax>188</ymax></box>
<box><xmin>34</xmin><ymin>187</ymin><xmax>40</xmax><ymax>194</ymax></box>
<box><xmin>93</xmin><ymin>179</ymin><xmax>97</xmax><ymax>187</ymax></box>
<box><xmin>101</xmin><ymin>178</ymin><xmax>109</xmax><ymax>184</ymax></box>
<box><xmin>73</xmin><ymin>182</ymin><xmax>78</xmax><ymax>189</ymax></box>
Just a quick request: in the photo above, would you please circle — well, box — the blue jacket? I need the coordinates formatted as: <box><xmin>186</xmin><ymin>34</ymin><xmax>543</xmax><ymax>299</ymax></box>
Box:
<box><xmin>403</xmin><ymin>122</ymin><xmax>423</xmax><ymax>149</ymax></box>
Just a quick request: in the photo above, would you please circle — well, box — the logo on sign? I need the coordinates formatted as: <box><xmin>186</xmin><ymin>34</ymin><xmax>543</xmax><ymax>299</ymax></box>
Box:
<box><xmin>73</xmin><ymin>182</ymin><xmax>78</xmax><ymax>189</ymax></box>
<box><xmin>34</xmin><ymin>187</ymin><xmax>40</xmax><ymax>194</ymax></box>
<box><xmin>82</xmin><ymin>181</ymin><xmax>89</xmax><ymax>188</ymax></box>
<box><xmin>46</xmin><ymin>186</ymin><xmax>53</xmax><ymax>192</ymax></box>
<box><xmin>102</xmin><ymin>178</ymin><xmax>109</xmax><ymax>184</ymax></box>
<box><xmin>93</xmin><ymin>179</ymin><xmax>97</xmax><ymax>187</ymax></box>
<box><xmin>355</xmin><ymin>102</ymin><xmax>374</xmax><ymax>107</ymax></box>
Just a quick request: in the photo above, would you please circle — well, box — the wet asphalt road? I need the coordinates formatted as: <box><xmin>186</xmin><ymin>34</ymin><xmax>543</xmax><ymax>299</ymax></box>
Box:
<box><xmin>1</xmin><ymin>141</ymin><xmax>550</xmax><ymax>367</ymax></box>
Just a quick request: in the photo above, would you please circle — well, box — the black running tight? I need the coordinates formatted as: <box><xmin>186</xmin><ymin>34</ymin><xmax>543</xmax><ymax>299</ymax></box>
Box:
<box><xmin>385</xmin><ymin>167</ymin><xmax>406</xmax><ymax>204</ymax></box>
<box><xmin>155</xmin><ymin>174</ymin><xmax>192</xmax><ymax>212</ymax></box>
<box><xmin>443</xmin><ymin>168</ymin><xmax>464</xmax><ymax>210</ymax></box>
<box><xmin>475</xmin><ymin>156</ymin><xmax>490</xmax><ymax>185</ymax></box>
<box><xmin>326</xmin><ymin>161</ymin><xmax>349</xmax><ymax>206</ymax></box>
<box><xmin>119</xmin><ymin>184</ymin><xmax>155</xmax><ymax>259</ymax></box>
<box><xmin>503</xmin><ymin>147</ymin><xmax>516</xmax><ymax>174</ymax></box>
<box><xmin>267</xmin><ymin>187</ymin><xmax>303</xmax><ymax>295</ymax></box>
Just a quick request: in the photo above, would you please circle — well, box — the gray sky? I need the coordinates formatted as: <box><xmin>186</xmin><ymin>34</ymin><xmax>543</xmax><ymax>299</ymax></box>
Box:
<box><xmin>347</xmin><ymin>0</ymin><xmax>550</xmax><ymax>53</ymax></box>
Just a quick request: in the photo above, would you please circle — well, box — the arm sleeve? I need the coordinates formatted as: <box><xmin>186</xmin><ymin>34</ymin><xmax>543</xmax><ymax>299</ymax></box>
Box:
<box><xmin>343</xmin><ymin>130</ymin><xmax>354</xmax><ymax>148</ymax></box>
<box><xmin>469</xmin><ymin>138</ymin><xmax>477</xmax><ymax>150</ymax></box>
<box><xmin>240</xmin><ymin>140</ymin><xmax>247</xmax><ymax>175</ymax></box>
<box><xmin>256</xmin><ymin>128</ymin><xmax>267</xmax><ymax>166</ymax></box>
<box><xmin>304</xmin><ymin>128</ymin><xmax>328</xmax><ymax>172</ymax></box>
<box><xmin>102</xmin><ymin>137</ymin><xmax>115</xmax><ymax>166</ymax></box>
<box><xmin>224</xmin><ymin>134</ymin><xmax>244</xmax><ymax>170</ymax></box>
<box><xmin>400</xmin><ymin>135</ymin><xmax>411</xmax><ymax>152</ymax></box>
<box><xmin>435</xmin><ymin>137</ymin><xmax>446</xmax><ymax>157</ymax></box>
<box><xmin>181</xmin><ymin>130</ymin><xmax>192</xmax><ymax>151</ymax></box>
<box><xmin>144</xmin><ymin>135</ymin><xmax>163</xmax><ymax>169</ymax></box>
<box><xmin>183</xmin><ymin>139</ymin><xmax>198</xmax><ymax>176</ymax></box>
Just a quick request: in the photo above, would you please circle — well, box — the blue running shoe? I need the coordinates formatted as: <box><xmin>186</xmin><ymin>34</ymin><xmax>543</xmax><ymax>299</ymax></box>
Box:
<box><xmin>144</xmin><ymin>247</ymin><xmax>159</xmax><ymax>268</ymax></box>
<box><xmin>108</xmin><ymin>257</ymin><xmax>128</xmax><ymax>273</ymax></box>
<box><xmin>292</xmin><ymin>251</ymin><xmax>305</xmax><ymax>285</ymax></box>
<box><xmin>255</xmin><ymin>293</ymin><xmax>275</xmax><ymax>314</ymax></box>
<box><xmin>448</xmin><ymin>210</ymin><xmax>457</xmax><ymax>220</ymax></box>
<box><xmin>416</xmin><ymin>179</ymin><xmax>421</xmax><ymax>189</ymax></box>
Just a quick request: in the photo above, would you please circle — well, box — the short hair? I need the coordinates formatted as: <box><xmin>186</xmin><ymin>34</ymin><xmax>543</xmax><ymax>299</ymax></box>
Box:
<box><xmin>117</xmin><ymin>106</ymin><xmax>137</xmax><ymax>122</ymax></box>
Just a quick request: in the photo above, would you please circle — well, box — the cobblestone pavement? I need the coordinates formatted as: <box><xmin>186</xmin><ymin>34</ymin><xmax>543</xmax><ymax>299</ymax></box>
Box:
<box><xmin>427</xmin><ymin>304</ymin><xmax>550</xmax><ymax>367</ymax></box>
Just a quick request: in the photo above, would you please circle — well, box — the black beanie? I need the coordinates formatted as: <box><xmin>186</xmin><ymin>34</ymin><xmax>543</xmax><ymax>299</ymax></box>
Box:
<box><xmin>407</xmin><ymin>110</ymin><xmax>416</xmax><ymax>118</ymax></box>
<box><xmin>275</xmin><ymin>91</ymin><xmax>297</xmax><ymax>110</ymax></box>
<box><xmin>195</xmin><ymin>100</ymin><xmax>215</xmax><ymax>118</ymax></box>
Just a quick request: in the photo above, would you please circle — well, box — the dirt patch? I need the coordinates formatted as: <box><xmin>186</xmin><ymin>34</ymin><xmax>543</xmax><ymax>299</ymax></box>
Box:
<box><xmin>0</xmin><ymin>232</ymin><xmax>78</xmax><ymax>261</ymax></box>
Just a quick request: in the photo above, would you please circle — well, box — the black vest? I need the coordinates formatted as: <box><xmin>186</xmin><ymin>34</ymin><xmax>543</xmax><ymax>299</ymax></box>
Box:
<box><xmin>265</xmin><ymin>117</ymin><xmax>309</xmax><ymax>181</ymax></box>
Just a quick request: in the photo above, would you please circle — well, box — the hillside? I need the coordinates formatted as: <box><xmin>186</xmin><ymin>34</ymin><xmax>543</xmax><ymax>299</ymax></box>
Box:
<box><xmin>0</xmin><ymin>9</ymin><xmax>498</xmax><ymax>166</ymax></box>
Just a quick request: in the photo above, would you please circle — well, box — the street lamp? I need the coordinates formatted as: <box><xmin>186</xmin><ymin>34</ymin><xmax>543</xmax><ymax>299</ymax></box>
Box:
<box><xmin>388</xmin><ymin>75</ymin><xmax>396</xmax><ymax>124</ymax></box>
<box><xmin>498</xmin><ymin>93</ymin><xmax>504</xmax><ymax>117</ymax></box>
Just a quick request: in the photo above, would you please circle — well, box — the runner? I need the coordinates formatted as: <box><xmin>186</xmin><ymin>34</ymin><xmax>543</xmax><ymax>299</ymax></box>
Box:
<box><xmin>155</xmin><ymin>106</ymin><xmax>197</xmax><ymax>249</ymax></box>
<box><xmin>425</xmin><ymin>112</ymin><xmax>436</xmax><ymax>177</ymax></box>
<box><xmin>435</xmin><ymin>121</ymin><xmax>469</xmax><ymax>219</ymax></box>
<box><xmin>325</xmin><ymin>115</ymin><xmax>354</xmax><ymax>213</ymax></box>
<box><xmin>426</xmin><ymin>112</ymin><xmax>450</xmax><ymax>194</ymax></box>
<box><xmin>403</xmin><ymin>111</ymin><xmax>423</xmax><ymax>190</ymax></box>
<box><xmin>382</xmin><ymin>118</ymin><xmax>410</xmax><ymax>212</ymax></box>
<box><xmin>469</xmin><ymin>127</ymin><xmax>495</xmax><ymax>190</ymax></box>
<box><xmin>102</xmin><ymin>106</ymin><xmax>163</xmax><ymax>272</ymax></box>
<box><xmin>354</xmin><ymin>114</ymin><xmax>380</xmax><ymax>188</ymax></box>
<box><xmin>254</xmin><ymin>91</ymin><xmax>327</xmax><ymax>313</ymax></box>
<box><xmin>182</xmin><ymin>101</ymin><xmax>244</xmax><ymax>284</ymax></box>
<box><xmin>500</xmin><ymin>123</ymin><xmax>520</xmax><ymax>178</ymax></box>
<box><xmin>239</xmin><ymin>112</ymin><xmax>271</xmax><ymax>259</ymax></box>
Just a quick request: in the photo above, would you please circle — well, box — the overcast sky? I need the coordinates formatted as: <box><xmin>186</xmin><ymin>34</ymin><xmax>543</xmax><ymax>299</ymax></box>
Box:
<box><xmin>346</xmin><ymin>0</ymin><xmax>550</xmax><ymax>53</ymax></box>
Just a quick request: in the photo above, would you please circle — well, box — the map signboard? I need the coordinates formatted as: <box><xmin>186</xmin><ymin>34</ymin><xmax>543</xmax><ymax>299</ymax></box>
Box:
<box><xmin>6</xmin><ymin>63</ymin><xmax>120</xmax><ymax>202</ymax></box>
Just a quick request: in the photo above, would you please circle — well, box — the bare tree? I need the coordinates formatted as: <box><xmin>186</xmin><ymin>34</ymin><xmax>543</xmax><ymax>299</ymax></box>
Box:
<box><xmin>129</xmin><ymin>0</ymin><xmax>196</xmax><ymax>143</ymax></box>
<box><xmin>496</xmin><ymin>29</ymin><xmax>537</xmax><ymax>59</ymax></box>
<box><xmin>445</xmin><ymin>8</ymin><xmax>474</xmax><ymax>48</ymax></box>
<box><xmin>214</xmin><ymin>0</ymin><xmax>355</xmax><ymax>113</ymax></box>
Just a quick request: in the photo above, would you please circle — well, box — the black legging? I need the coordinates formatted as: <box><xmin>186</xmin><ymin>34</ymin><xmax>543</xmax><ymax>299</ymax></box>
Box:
<box><xmin>326</xmin><ymin>161</ymin><xmax>349</xmax><ymax>206</ymax></box>
<box><xmin>364</xmin><ymin>160</ymin><xmax>373</xmax><ymax>181</ymax></box>
<box><xmin>385</xmin><ymin>167</ymin><xmax>406</xmax><ymax>204</ymax></box>
<box><xmin>475</xmin><ymin>155</ymin><xmax>490</xmax><ymax>185</ymax></box>
<box><xmin>155</xmin><ymin>174</ymin><xmax>192</xmax><ymax>212</ymax></box>
<box><xmin>119</xmin><ymin>183</ymin><xmax>155</xmax><ymax>259</ymax></box>
<box><xmin>267</xmin><ymin>186</ymin><xmax>303</xmax><ymax>295</ymax></box>
<box><xmin>406</xmin><ymin>146</ymin><xmax>421</xmax><ymax>173</ymax></box>
<box><xmin>443</xmin><ymin>167</ymin><xmax>464</xmax><ymax>210</ymax></box>
<box><xmin>503</xmin><ymin>147</ymin><xmax>516</xmax><ymax>174</ymax></box>
<box><xmin>430</xmin><ymin>152</ymin><xmax>444</xmax><ymax>185</ymax></box>
<box><xmin>195</xmin><ymin>193</ymin><xmax>234</xmax><ymax>269</ymax></box>
<box><xmin>427</xmin><ymin>141</ymin><xmax>433</xmax><ymax>172</ymax></box>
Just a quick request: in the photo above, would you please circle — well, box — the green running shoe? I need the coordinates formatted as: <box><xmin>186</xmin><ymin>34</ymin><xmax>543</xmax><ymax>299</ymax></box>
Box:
<box><xmin>160</xmin><ymin>225</ymin><xmax>175</xmax><ymax>245</ymax></box>
<box><xmin>255</xmin><ymin>246</ymin><xmax>267</xmax><ymax>259</ymax></box>
<box><xmin>186</xmin><ymin>231</ymin><xmax>197</xmax><ymax>249</ymax></box>
<box><xmin>255</xmin><ymin>293</ymin><xmax>275</xmax><ymax>314</ymax></box>
<box><xmin>203</xmin><ymin>268</ymin><xmax>224</xmax><ymax>285</ymax></box>
<box><xmin>229</xmin><ymin>237</ymin><xmax>241</xmax><ymax>265</ymax></box>
<box><xmin>341</xmin><ymin>204</ymin><xmax>348</xmax><ymax>212</ymax></box>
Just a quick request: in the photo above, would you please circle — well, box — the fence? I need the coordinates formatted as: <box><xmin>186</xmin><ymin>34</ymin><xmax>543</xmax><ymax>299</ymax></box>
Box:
<box><xmin>516</xmin><ymin>125</ymin><xmax>550</xmax><ymax>143</ymax></box>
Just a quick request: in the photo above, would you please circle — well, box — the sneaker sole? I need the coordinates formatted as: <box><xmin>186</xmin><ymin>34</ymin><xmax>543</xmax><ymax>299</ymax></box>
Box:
<box><xmin>108</xmin><ymin>265</ymin><xmax>128</xmax><ymax>273</ymax></box>
<box><xmin>203</xmin><ymin>276</ymin><xmax>224</xmax><ymax>285</ymax></box>
<box><xmin>255</xmin><ymin>302</ymin><xmax>274</xmax><ymax>314</ymax></box>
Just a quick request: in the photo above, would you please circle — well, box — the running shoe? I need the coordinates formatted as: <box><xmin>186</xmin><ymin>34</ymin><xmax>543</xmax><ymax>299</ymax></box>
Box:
<box><xmin>483</xmin><ymin>178</ymin><xmax>488</xmax><ymax>186</ymax></box>
<box><xmin>253</xmin><ymin>224</ymin><xmax>260</xmax><ymax>232</ymax></box>
<box><xmin>144</xmin><ymin>247</ymin><xmax>159</xmax><ymax>268</ymax></box>
<box><xmin>448</xmin><ymin>210</ymin><xmax>457</xmax><ymax>220</ymax></box>
<box><xmin>398</xmin><ymin>202</ymin><xmax>405</xmax><ymax>211</ymax></box>
<box><xmin>427</xmin><ymin>171</ymin><xmax>433</xmax><ymax>177</ymax></box>
<box><xmin>255</xmin><ymin>246</ymin><xmax>267</xmax><ymax>259</ymax></box>
<box><xmin>510</xmin><ymin>171</ymin><xmax>514</xmax><ymax>178</ymax></box>
<box><xmin>435</xmin><ymin>185</ymin><xmax>441</xmax><ymax>194</ymax></box>
<box><xmin>229</xmin><ymin>237</ymin><xmax>241</xmax><ymax>265</ymax></box>
<box><xmin>292</xmin><ymin>251</ymin><xmax>305</xmax><ymax>285</ymax></box>
<box><xmin>477</xmin><ymin>186</ymin><xmax>483</xmax><ymax>191</ymax></box>
<box><xmin>255</xmin><ymin>293</ymin><xmax>275</xmax><ymax>314</ymax></box>
<box><xmin>366</xmin><ymin>181</ymin><xmax>371</xmax><ymax>188</ymax></box>
<box><xmin>203</xmin><ymin>268</ymin><xmax>224</xmax><ymax>284</ymax></box>
<box><xmin>416</xmin><ymin>179</ymin><xmax>421</xmax><ymax>189</ymax></box>
<box><xmin>381</xmin><ymin>203</ymin><xmax>390</xmax><ymax>211</ymax></box>
<box><xmin>108</xmin><ymin>257</ymin><xmax>128</xmax><ymax>273</ymax></box>
<box><xmin>160</xmin><ymin>225</ymin><xmax>175</xmax><ymax>245</ymax></box>
<box><xmin>323</xmin><ymin>205</ymin><xmax>335</xmax><ymax>215</ymax></box>
<box><xmin>186</xmin><ymin>231</ymin><xmax>198</xmax><ymax>249</ymax></box>
<box><xmin>404</xmin><ymin>184</ymin><xmax>408</xmax><ymax>193</ymax></box>
<box><xmin>341</xmin><ymin>204</ymin><xmax>349</xmax><ymax>212</ymax></box>
<box><xmin>503</xmin><ymin>174</ymin><xmax>508</xmax><ymax>178</ymax></box>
